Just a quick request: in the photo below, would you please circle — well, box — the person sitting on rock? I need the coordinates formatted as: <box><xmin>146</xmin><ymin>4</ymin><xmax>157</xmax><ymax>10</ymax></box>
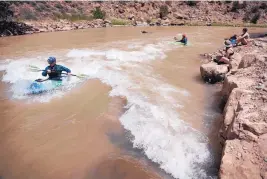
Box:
<box><xmin>214</xmin><ymin>40</ymin><xmax>234</xmax><ymax>64</ymax></box>
<box><xmin>174</xmin><ymin>34</ymin><xmax>187</xmax><ymax>45</ymax></box>
<box><xmin>236</xmin><ymin>28</ymin><xmax>250</xmax><ymax>45</ymax></box>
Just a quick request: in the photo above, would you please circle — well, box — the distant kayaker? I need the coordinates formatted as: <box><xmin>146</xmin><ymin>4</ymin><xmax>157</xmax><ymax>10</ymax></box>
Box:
<box><xmin>42</xmin><ymin>57</ymin><xmax>71</xmax><ymax>80</ymax></box>
<box><xmin>174</xmin><ymin>34</ymin><xmax>187</xmax><ymax>45</ymax></box>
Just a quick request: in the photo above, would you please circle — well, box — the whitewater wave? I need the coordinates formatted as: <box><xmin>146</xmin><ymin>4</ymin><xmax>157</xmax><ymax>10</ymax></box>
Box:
<box><xmin>0</xmin><ymin>39</ymin><xmax>214</xmax><ymax>178</ymax></box>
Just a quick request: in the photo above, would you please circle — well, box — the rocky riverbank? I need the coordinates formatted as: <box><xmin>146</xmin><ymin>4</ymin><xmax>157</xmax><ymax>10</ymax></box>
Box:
<box><xmin>200</xmin><ymin>37</ymin><xmax>267</xmax><ymax>178</ymax></box>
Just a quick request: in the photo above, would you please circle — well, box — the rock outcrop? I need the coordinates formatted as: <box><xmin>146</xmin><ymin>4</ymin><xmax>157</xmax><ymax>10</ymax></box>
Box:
<box><xmin>201</xmin><ymin>37</ymin><xmax>267</xmax><ymax>179</ymax></box>
<box><xmin>0</xmin><ymin>21</ymin><xmax>36</xmax><ymax>37</ymax></box>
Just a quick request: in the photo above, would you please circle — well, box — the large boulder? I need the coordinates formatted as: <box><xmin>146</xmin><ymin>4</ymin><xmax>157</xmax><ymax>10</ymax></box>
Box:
<box><xmin>200</xmin><ymin>62</ymin><xmax>229</xmax><ymax>83</ymax></box>
<box><xmin>229</xmin><ymin>53</ymin><xmax>242</xmax><ymax>70</ymax></box>
<box><xmin>219</xmin><ymin>139</ymin><xmax>264</xmax><ymax>179</ymax></box>
<box><xmin>238</xmin><ymin>54</ymin><xmax>258</xmax><ymax>69</ymax></box>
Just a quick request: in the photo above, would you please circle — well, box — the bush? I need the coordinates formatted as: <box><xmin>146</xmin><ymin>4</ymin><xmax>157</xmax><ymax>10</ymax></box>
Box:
<box><xmin>20</xmin><ymin>7</ymin><xmax>37</xmax><ymax>20</ymax></box>
<box><xmin>231</xmin><ymin>1</ymin><xmax>240</xmax><ymax>12</ymax></box>
<box><xmin>159</xmin><ymin>5</ymin><xmax>168</xmax><ymax>18</ymax></box>
<box><xmin>0</xmin><ymin>2</ymin><xmax>13</xmax><ymax>21</ymax></box>
<box><xmin>240</xmin><ymin>1</ymin><xmax>247</xmax><ymax>9</ymax></box>
<box><xmin>260</xmin><ymin>2</ymin><xmax>267</xmax><ymax>9</ymax></box>
<box><xmin>250</xmin><ymin>12</ymin><xmax>261</xmax><ymax>24</ymax></box>
<box><xmin>243</xmin><ymin>13</ymin><xmax>250</xmax><ymax>22</ymax></box>
<box><xmin>54</xmin><ymin>12</ymin><xmax>93</xmax><ymax>21</ymax></box>
<box><xmin>251</xmin><ymin>6</ymin><xmax>259</xmax><ymax>13</ymax></box>
<box><xmin>29</xmin><ymin>1</ymin><xmax>37</xmax><ymax>6</ymax></box>
<box><xmin>92</xmin><ymin>7</ymin><xmax>106</xmax><ymax>19</ymax></box>
<box><xmin>186</xmin><ymin>1</ymin><xmax>198</xmax><ymax>6</ymax></box>
<box><xmin>111</xmin><ymin>18</ymin><xmax>129</xmax><ymax>25</ymax></box>
<box><xmin>55</xmin><ymin>3</ymin><xmax>63</xmax><ymax>9</ymax></box>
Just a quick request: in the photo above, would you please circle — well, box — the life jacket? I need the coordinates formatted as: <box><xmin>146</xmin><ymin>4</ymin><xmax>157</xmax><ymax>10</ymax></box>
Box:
<box><xmin>47</xmin><ymin>65</ymin><xmax>62</xmax><ymax>79</ymax></box>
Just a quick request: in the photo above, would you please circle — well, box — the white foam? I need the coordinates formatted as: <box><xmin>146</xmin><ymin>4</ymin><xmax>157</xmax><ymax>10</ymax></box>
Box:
<box><xmin>0</xmin><ymin>39</ymin><xmax>213</xmax><ymax>178</ymax></box>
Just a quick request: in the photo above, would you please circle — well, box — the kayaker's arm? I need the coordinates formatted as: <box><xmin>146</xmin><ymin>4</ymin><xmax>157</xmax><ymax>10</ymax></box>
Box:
<box><xmin>59</xmin><ymin>65</ymin><xmax>71</xmax><ymax>74</ymax></box>
<box><xmin>42</xmin><ymin>66</ymin><xmax>49</xmax><ymax>76</ymax></box>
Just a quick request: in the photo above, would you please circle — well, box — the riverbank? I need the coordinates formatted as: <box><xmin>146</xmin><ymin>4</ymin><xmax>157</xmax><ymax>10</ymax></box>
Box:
<box><xmin>200</xmin><ymin>37</ymin><xmax>267</xmax><ymax>178</ymax></box>
<box><xmin>2</xmin><ymin>19</ymin><xmax>267</xmax><ymax>37</ymax></box>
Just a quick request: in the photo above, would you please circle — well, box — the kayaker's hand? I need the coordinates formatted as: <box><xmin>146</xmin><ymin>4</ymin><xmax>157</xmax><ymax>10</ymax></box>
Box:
<box><xmin>47</xmin><ymin>70</ymin><xmax>51</xmax><ymax>74</ymax></box>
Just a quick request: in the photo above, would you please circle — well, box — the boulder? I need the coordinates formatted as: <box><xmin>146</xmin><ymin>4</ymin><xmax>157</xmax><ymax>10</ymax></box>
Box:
<box><xmin>200</xmin><ymin>62</ymin><xmax>229</xmax><ymax>83</ymax></box>
<box><xmin>128</xmin><ymin>14</ymin><xmax>135</xmax><ymax>20</ymax></box>
<box><xmin>221</xmin><ymin>73</ymin><xmax>256</xmax><ymax>100</ymax></box>
<box><xmin>170</xmin><ymin>20</ymin><xmax>185</xmax><ymax>26</ymax></box>
<box><xmin>219</xmin><ymin>140</ymin><xmax>263</xmax><ymax>179</ymax></box>
<box><xmin>173</xmin><ymin>12</ymin><xmax>188</xmax><ymax>20</ymax></box>
<box><xmin>229</xmin><ymin>53</ymin><xmax>242</xmax><ymax>70</ymax></box>
<box><xmin>238</xmin><ymin>54</ymin><xmax>258</xmax><ymax>69</ymax></box>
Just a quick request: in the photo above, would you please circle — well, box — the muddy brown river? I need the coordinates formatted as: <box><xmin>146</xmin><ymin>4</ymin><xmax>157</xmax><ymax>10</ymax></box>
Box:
<box><xmin>0</xmin><ymin>26</ymin><xmax>264</xmax><ymax>179</ymax></box>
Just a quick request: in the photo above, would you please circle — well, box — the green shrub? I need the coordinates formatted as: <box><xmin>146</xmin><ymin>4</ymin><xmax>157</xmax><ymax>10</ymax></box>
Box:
<box><xmin>260</xmin><ymin>2</ymin><xmax>267</xmax><ymax>9</ymax></box>
<box><xmin>53</xmin><ymin>12</ymin><xmax>93</xmax><ymax>21</ymax></box>
<box><xmin>186</xmin><ymin>1</ymin><xmax>198</xmax><ymax>6</ymax></box>
<box><xmin>243</xmin><ymin>13</ymin><xmax>250</xmax><ymax>22</ymax></box>
<box><xmin>20</xmin><ymin>7</ymin><xmax>37</xmax><ymax>20</ymax></box>
<box><xmin>250</xmin><ymin>12</ymin><xmax>261</xmax><ymax>24</ymax></box>
<box><xmin>29</xmin><ymin>1</ymin><xmax>37</xmax><ymax>6</ymax></box>
<box><xmin>92</xmin><ymin>7</ymin><xmax>106</xmax><ymax>19</ymax></box>
<box><xmin>240</xmin><ymin>1</ymin><xmax>247</xmax><ymax>9</ymax></box>
<box><xmin>55</xmin><ymin>3</ymin><xmax>63</xmax><ymax>9</ymax></box>
<box><xmin>0</xmin><ymin>2</ymin><xmax>13</xmax><ymax>21</ymax></box>
<box><xmin>231</xmin><ymin>1</ymin><xmax>239</xmax><ymax>12</ymax></box>
<box><xmin>251</xmin><ymin>6</ymin><xmax>259</xmax><ymax>13</ymax></box>
<box><xmin>111</xmin><ymin>18</ymin><xmax>129</xmax><ymax>25</ymax></box>
<box><xmin>159</xmin><ymin>5</ymin><xmax>168</xmax><ymax>18</ymax></box>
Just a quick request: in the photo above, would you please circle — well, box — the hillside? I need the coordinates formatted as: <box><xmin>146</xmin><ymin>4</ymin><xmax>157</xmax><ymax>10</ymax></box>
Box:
<box><xmin>1</xmin><ymin>1</ymin><xmax>267</xmax><ymax>36</ymax></box>
<box><xmin>10</xmin><ymin>1</ymin><xmax>267</xmax><ymax>25</ymax></box>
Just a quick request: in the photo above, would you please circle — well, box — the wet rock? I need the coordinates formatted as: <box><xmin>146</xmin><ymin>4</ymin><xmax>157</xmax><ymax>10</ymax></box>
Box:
<box><xmin>200</xmin><ymin>62</ymin><xmax>228</xmax><ymax>84</ymax></box>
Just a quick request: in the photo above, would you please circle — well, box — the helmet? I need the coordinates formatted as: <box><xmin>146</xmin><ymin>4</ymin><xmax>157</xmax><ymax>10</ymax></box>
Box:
<box><xmin>182</xmin><ymin>34</ymin><xmax>186</xmax><ymax>37</ymax></box>
<box><xmin>47</xmin><ymin>57</ymin><xmax>56</xmax><ymax>64</ymax></box>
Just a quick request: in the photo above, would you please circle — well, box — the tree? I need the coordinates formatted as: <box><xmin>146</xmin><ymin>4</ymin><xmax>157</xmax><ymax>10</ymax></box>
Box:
<box><xmin>159</xmin><ymin>5</ymin><xmax>168</xmax><ymax>18</ymax></box>
<box><xmin>92</xmin><ymin>7</ymin><xmax>106</xmax><ymax>19</ymax></box>
<box><xmin>0</xmin><ymin>2</ymin><xmax>13</xmax><ymax>21</ymax></box>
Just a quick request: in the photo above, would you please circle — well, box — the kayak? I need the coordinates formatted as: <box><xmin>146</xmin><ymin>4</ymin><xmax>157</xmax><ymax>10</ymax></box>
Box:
<box><xmin>28</xmin><ymin>80</ymin><xmax>63</xmax><ymax>94</ymax></box>
<box><xmin>168</xmin><ymin>41</ymin><xmax>191</xmax><ymax>46</ymax></box>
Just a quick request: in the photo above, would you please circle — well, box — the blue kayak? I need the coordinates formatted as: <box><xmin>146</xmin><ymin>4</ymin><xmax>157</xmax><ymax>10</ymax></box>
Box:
<box><xmin>28</xmin><ymin>80</ymin><xmax>63</xmax><ymax>94</ymax></box>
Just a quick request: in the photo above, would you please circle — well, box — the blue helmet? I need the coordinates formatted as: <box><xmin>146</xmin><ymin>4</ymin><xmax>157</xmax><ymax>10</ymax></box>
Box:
<box><xmin>47</xmin><ymin>57</ymin><xmax>56</xmax><ymax>64</ymax></box>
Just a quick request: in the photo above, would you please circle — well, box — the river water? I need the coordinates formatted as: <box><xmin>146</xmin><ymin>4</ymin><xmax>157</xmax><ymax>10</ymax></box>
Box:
<box><xmin>0</xmin><ymin>26</ymin><xmax>264</xmax><ymax>179</ymax></box>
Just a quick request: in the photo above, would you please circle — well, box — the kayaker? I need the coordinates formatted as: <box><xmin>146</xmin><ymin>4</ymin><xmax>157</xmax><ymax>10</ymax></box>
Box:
<box><xmin>174</xmin><ymin>34</ymin><xmax>188</xmax><ymax>45</ymax></box>
<box><xmin>42</xmin><ymin>57</ymin><xmax>71</xmax><ymax>80</ymax></box>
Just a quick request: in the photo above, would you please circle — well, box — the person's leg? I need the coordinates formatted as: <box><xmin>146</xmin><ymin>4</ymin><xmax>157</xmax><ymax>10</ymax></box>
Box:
<box><xmin>241</xmin><ymin>38</ymin><xmax>248</xmax><ymax>45</ymax></box>
<box><xmin>219</xmin><ymin>57</ymin><xmax>230</xmax><ymax>64</ymax></box>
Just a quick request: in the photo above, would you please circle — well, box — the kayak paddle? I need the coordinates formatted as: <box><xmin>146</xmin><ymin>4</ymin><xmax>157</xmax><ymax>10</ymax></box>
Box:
<box><xmin>28</xmin><ymin>65</ymin><xmax>89</xmax><ymax>79</ymax></box>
